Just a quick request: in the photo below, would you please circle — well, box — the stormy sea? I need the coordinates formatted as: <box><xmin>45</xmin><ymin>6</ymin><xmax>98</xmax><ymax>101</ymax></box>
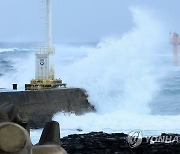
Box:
<box><xmin>0</xmin><ymin>8</ymin><xmax>180</xmax><ymax>144</ymax></box>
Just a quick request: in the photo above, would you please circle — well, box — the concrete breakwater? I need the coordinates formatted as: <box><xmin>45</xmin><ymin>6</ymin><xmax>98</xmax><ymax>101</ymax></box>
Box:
<box><xmin>0</xmin><ymin>88</ymin><xmax>95</xmax><ymax>128</ymax></box>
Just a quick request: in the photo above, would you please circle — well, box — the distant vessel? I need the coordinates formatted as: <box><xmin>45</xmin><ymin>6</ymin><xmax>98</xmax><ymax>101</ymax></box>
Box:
<box><xmin>25</xmin><ymin>0</ymin><xmax>65</xmax><ymax>90</ymax></box>
<box><xmin>170</xmin><ymin>32</ymin><xmax>180</xmax><ymax>67</ymax></box>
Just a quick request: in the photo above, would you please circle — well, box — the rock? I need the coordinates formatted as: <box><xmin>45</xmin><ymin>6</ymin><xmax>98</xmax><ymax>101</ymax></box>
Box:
<box><xmin>61</xmin><ymin>132</ymin><xmax>180</xmax><ymax>154</ymax></box>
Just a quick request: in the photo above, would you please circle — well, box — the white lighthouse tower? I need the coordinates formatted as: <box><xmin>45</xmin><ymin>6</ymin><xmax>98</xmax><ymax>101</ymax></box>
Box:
<box><xmin>25</xmin><ymin>0</ymin><xmax>64</xmax><ymax>90</ymax></box>
<box><xmin>35</xmin><ymin>0</ymin><xmax>54</xmax><ymax>80</ymax></box>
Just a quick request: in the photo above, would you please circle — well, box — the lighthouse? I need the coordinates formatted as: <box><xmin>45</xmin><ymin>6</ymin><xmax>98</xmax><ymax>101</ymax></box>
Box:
<box><xmin>25</xmin><ymin>0</ymin><xmax>65</xmax><ymax>90</ymax></box>
<box><xmin>170</xmin><ymin>32</ymin><xmax>180</xmax><ymax>66</ymax></box>
<box><xmin>35</xmin><ymin>0</ymin><xmax>54</xmax><ymax>81</ymax></box>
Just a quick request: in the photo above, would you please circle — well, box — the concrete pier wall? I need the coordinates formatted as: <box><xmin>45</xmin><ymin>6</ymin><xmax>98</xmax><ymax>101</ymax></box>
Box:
<box><xmin>0</xmin><ymin>88</ymin><xmax>95</xmax><ymax>128</ymax></box>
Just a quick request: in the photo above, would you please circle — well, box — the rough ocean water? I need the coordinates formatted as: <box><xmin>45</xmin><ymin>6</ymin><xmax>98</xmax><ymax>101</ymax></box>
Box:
<box><xmin>0</xmin><ymin>7</ymin><xmax>180</xmax><ymax>144</ymax></box>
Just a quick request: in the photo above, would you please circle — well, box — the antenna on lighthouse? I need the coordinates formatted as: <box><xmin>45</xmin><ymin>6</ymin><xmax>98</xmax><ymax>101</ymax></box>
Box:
<box><xmin>25</xmin><ymin>0</ymin><xmax>65</xmax><ymax>90</ymax></box>
<box><xmin>45</xmin><ymin>0</ymin><xmax>52</xmax><ymax>47</ymax></box>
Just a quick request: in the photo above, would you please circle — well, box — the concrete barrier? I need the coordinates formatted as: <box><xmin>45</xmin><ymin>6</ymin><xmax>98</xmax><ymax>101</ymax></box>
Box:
<box><xmin>0</xmin><ymin>122</ymin><xmax>67</xmax><ymax>154</ymax></box>
<box><xmin>0</xmin><ymin>88</ymin><xmax>95</xmax><ymax>128</ymax></box>
<box><xmin>0</xmin><ymin>122</ymin><xmax>31</xmax><ymax>154</ymax></box>
<box><xmin>32</xmin><ymin>145</ymin><xmax>67</xmax><ymax>154</ymax></box>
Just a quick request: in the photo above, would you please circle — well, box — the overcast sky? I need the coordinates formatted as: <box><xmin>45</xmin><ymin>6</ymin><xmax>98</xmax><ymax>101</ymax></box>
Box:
<box><xmin>0</xmin><ymin>0</ymin><xmax>179</xmax><ymax>43</ymax></box>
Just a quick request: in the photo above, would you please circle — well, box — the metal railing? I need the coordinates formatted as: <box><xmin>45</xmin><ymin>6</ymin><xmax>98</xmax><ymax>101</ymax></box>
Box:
<box><xmin>35</xmin><ymin>46</ymin><xmax>55</xmax><ymax>55</ymax></box>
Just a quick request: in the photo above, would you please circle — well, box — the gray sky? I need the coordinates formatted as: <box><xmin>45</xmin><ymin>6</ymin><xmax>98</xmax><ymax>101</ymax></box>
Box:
<box><xmin>0</xmin><ymin>0</ymin><xmax>179</xmax><ymax>43</ymax></box>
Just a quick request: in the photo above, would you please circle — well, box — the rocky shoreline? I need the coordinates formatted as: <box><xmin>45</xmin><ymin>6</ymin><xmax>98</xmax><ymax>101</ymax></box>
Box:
<box><xmin>61</xmin><ymin>132</ymin><xmax>180</xmax><ymax>154</ymax></box>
